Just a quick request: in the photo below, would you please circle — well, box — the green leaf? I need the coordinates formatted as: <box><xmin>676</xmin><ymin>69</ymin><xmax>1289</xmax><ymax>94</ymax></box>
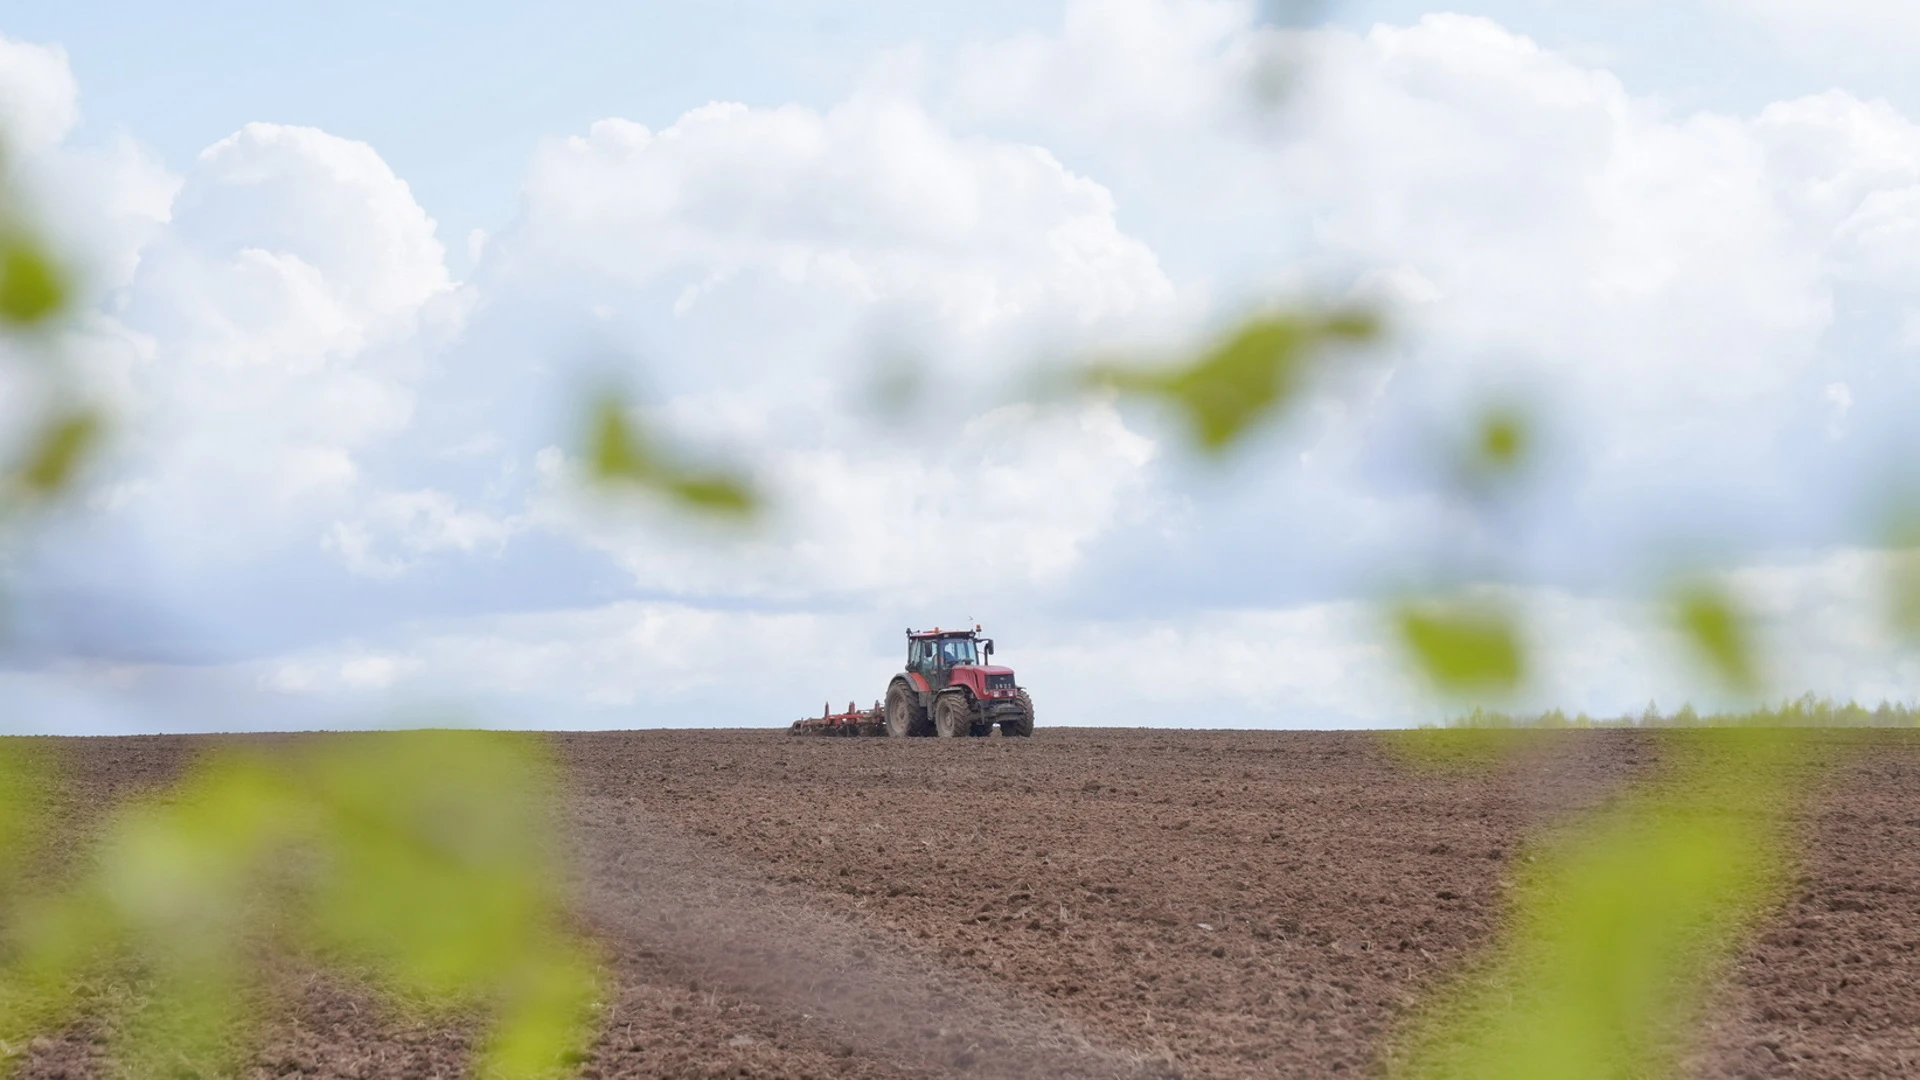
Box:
<box><xmin>1086</xmin><ymin>308</ymin><xmax>1378</xmax><ymax>454</ymax></box>
<box><xmin>584</xmin><ymin>393</ymin><xmax>757</xmax><ymax>519</ymax></box>
<box><xmin>299</xmin><ymin>732</ymin><xmax>561</xmax><ymax>997</ymax></box>
<box><xmin>1881</xmin><ymin>509</ymin><xmax>1920</xmax><ymax>641</ymax></box>
<box><xmin>1890</xmin><ymin>549</ymin><xmax>1920</xmax><ymax>641</ymax></box>
<box><xmin>1381</xmin><ymin>726</ymin><xmax>1534</xmax><ymax>773</ymax></box>
<box><xmin>1394</xmin><ymin>598</ymin><xmax>1525</xmax><ymax>694</ymax></box>
<box><xmin>0</xmin><ymin>741</ymin><xmax>51</xmax><ymax>889</ymax></box>
<box><xmin>1671</xmin><ymin>582</ymin><xmax>1757</xmax><ymax>693</ymax></box>
<box><xmin>587</xmin><ymin>396</ymin><xmax>649</xmax><ymax>481</ymax></box>
<box><xmin>0</xmin><ymin>733</ymin><xmax>602</xmax><ymax>1078</ymax></box>
<box><xmin>1391</xmin><ymin>729</ymin><xmax>1802</xmax><ymax>1080</ymax></box>
<box><xmin>111</xmin><ymin>967</ymin><xmax>248</xmax><ymax>1080</ymax></box>
<box><xmin>297</xmin><ymin>733</ymin><xmax>600</xmax><ymax>1077</ymax></box>
<box><xmin>0</xmin><ymin>237</ymin><xmax>68</xmax><ymax>326</ymax></box>
<box><xmin>1475</xmin><ymin>408</ymin><xmax>1528</xmax><ymax>473</ymax></box>
<box><xmin>481</xmin><ymin>941</ymin><xmax>602</xmax><ymax>1080</ymax></box>
<box><xmin>0</xmin><ymin>742</ymin><xmax>64</xmax><ymax>1042</ymax></box>
<box><xmin>663</xmin><ymin>471</ymin><xmax>757</xmax><ymax>515</ymax></box>
<box><xmin>16</xmin><ymin>409</ymin><xmax>102</xmax><ymax>497</ymax></box>
<box><xmin>82</xmin><ymin>757</ymin><xmax>299</xmax><ymax>1078</ymax></box>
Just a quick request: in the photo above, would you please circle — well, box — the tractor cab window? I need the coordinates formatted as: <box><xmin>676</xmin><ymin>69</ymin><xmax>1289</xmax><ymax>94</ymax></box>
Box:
<box><xmin>938</xmin><ymin>638</ymin><xmax>978</xmax><ymax>666</ymax></box>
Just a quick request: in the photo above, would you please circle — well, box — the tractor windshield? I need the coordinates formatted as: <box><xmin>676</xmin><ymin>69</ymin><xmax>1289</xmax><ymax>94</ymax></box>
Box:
<box><xmin>936</xmin><ymin>638</ymin><xmax>978</xmax><ymax>666</ymax></box>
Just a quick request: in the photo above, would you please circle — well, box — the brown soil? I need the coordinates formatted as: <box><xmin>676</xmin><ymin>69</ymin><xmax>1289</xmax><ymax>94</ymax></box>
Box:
<box><xmin>7</xmin><ymin>727</ymin><xmax>1919</xmax><ymax>1078</ymax></box>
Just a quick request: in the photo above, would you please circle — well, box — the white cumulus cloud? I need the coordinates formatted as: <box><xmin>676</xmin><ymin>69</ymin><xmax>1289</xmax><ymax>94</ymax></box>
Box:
<box><xmin>12</xmin><ymin>5</ymin><xmax>1920</xmax><ymax>734</ymax></box>
<box><xmin>511</xmin><ymin>96</ymin><xmax>1175</xmax><ymax>346</ymax></box>
<box><xmin>0</xmin><ymin>36</ymin><xmax>78</xmax><ymax>153</ymax></box>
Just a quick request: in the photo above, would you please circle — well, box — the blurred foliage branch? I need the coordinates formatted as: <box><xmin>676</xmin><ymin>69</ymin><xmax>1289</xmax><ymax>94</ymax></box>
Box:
<box><xmin>0</xmin><ymin>426</ymin><xmax>596</xmax><ymax>1073</ymax></box>
<box><xmin>1670</xmin><ymin>581</ymin><xmax>1760</xmax><ymax>696</ymax></box>
<box><xmin>0</xmin><ymin>146</ymin><xmax>597</xmax><ymax>1075</ymax></box>
<box><xmin>1389</xmin><ymin>728</ymin><xmax>1810</xmax><ymax>1080</ymax></box>
<box><xmin>1082</xmin><ymin>308</ymin><xmax>1379</xmax><ymax>454</ymax></box>
<box><xmin>0</xmin><ymin>235</ymin><xmax>67</xmax><ymax>328</ymax></box>
<box><xmin>1393</xmin><ymin>596</ymin><xmax>1526</xmax><ymax>697</ymax></box>
<box><xmin>0</xmin><ymin>149</ymin><xmax>102</xmax><ymax>518</ymax></box>
<box><xmin>0</xmin><ymin>733</ymin><xmax>598</xmax><ymax>1079</ymax></box>
<box><xmin>1880</xmin><ymin>506</ymin><xmax>1920</xmax><ymax>642</ymax></box>
<box><xmin>584</xmin><ymin>392</ymin><xmax>757</xmax><ymax>519</ymax></box>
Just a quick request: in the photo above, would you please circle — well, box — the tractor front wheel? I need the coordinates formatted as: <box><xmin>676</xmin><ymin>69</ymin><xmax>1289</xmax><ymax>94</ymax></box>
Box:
<box><xmin>886</xmin><ymin>680</ymin><xmax>932</xmax><ymax>737</ymax></box>
<box><xmin>934</xmin><ymin>692</ymin><xmax>974</xmax><ymax>738</ymax></box>
<box><xmin>1000</xmin><ymin>689</ymin><xmax>1035</xmax><ymax>737</ymax></box>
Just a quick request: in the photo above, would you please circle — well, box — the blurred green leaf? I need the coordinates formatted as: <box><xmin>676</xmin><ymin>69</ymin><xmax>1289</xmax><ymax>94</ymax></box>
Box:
<box><xmin>1381</xmin><ymin>725</ymin><xmax>1533</xmax><ymax>773</ymax></box>
<box><xmin>91</xmin><ymin>757</ymin><xmax>305</xmax><ymax>1077</ymax></box>
<box><xmin>481</xmin><ymin>940</ymin><xmax>602</xmax><ymax>1080</ymax></box>
<box><xmin>98</xmin><ymin>757</ymin><xmax>299</xmax><ymax>957</ymax></box>
<box><xmin>585</xmin><ymin>394</ymin><xmax>756</xmax><ymax>518</ymax></box>
<box><xmin>0</xmin><ymin>741</ymin><xmax>51</xmax><ymax>891</ymax></box>
<box><xmin>1444</xmin><ymin>403</ymin><xmax>1538</xmax><ymax>499</ymax></box>
<box><xmin>0</xmin><ymin>236</ymin><xmax>67</xmax><ymax>327</ymax></box>
<box><xmin>660</xmin><ymin>471</ymin><xmax>756</xmax><ymax>515</ymax></box>
<box><xmin>113</xmin><ymin>968</ymin><xmax>249</xmax><ymax>1080</ymax></box>
<box><xmin>1473</xmin><ymin>407</ymin><xmax>1529</xmax><ymax>475</ymax></box>
<box><xmin>1671</xmin><ymin>582</ymin><xmax>1758</xmax><ymax>693</ymax></box>
<box><xmin>0</xmin><ymin>733</ymin><xmax>600</xmax><ymax>1080</ymax></box>
<box><xmin>1394</xmin><ymin>597</ymin><xmax>1525</xmax><ymax>695</ymax></box>
<box><xmin>16</xmin><ymin>409</ymin><xmax>102</xmax><ymax>498</ymax></box>
<box><xmin>1890</xmin><ymin>551</ymin><xmax>1920</xmax><ymax>640</ymax></box>
<box><xmin>1391</xmin><ymin>729</ymin><xmax>1801</xmax><ymax>1080</ymax></box>
<box><xmin>1881</xmin><ymin>510</ymin><xmax>1920</xmax><ymax>641</ymax></box>
<box><xmin>300</xmin><ymin>732</ymin><xmax>554</xmax><ymax>992</ymax></box>
<box><xmin>1085</xmin><ymin>308</ymin><xmax>1378</xmax><ymax>454</ymax></box>
<box><xmin>587</xmin><ymin>396</ymin><xmax>646</xmax><ymax>480</ymax></box>
<box><xmin>864</xmin><ymin>347</ymin><xmax>928</xmax><ymax>418</ymax></box>
<box><xmin>297</xmin><ymin>733</ymin><xmax>599</xmax><ymax>1077</ymax></box>
<box><xmin>0</xmin><ymin>744</ymin><xmax>80</xmax><ymax>1053</ymax></box>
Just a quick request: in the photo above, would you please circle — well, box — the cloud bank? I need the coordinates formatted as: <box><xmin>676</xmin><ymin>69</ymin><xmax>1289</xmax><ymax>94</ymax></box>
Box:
<box><xmin>7</xmin><ymin>3</ymin><xmax>1920</xmax><ymax>732</ymax></box>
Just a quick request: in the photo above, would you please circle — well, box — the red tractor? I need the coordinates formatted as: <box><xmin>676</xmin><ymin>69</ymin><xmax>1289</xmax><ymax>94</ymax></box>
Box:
<box><xmin>884</xmin><ymin>627</ymin><xmax>1033</xmax><ymax>738</ymax></box>
<box><xmin>790</xmin><ymin>626</ymin><xmax>1033</xmax><ymax>737</ymax></box>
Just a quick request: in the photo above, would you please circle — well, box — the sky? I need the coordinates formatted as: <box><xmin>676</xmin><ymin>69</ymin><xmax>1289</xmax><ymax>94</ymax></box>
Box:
<box><xmin>5</xmin><ymin>0</ymin><xmax>1920</xmax><ymax>733</ymax></box>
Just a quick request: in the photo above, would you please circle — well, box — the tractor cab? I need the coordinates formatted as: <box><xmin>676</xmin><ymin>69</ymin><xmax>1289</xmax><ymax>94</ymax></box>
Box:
<box><xmin>906</xmin><ymin>628</ymin><xmax>1010</xmax><ymax>690</ymax></box>
<box><xmin>909</xmin><ymin>631</ymin><xmax>978</xmax><ymax>684</ymax></box>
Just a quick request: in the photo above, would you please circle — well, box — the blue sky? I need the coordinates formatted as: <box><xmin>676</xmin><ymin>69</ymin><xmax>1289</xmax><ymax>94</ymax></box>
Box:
<box><xmin>13</xmin><ymin>2</ymin><xmax>1053</xmax><ymax>274</ymax></box>
<box><xmin>24</xmin><ymin>0</ymin><xmax>1920</xmax><ymax>274</ymax></box>
<box><xmin>6</xmin><ymin>0</ymin><xmax>1920</xmax><ymax>733</ymax></box>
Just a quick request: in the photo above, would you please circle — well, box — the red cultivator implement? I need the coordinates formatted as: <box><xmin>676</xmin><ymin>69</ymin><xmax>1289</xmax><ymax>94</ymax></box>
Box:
<box><xmin>790</xmin><ymin>700</ymin><xmax>887</xmax><ymax>737</ymax></box>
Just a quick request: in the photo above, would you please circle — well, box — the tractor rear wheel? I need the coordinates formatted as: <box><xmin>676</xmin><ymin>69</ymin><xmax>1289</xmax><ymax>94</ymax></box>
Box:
<box><xmin>1001</xmin><ymin>690</ymin><xmax>1035</xmax><ymax>737</ymax></box>
<box><xmin>934</xmin><ymin>692</ymin><xmax>973</xmax><ymax>738</ymax></box>
<box><xmin>886</xmin><ymin>680</ymin><xmax>931</xmax><ymax>737</ymax></box>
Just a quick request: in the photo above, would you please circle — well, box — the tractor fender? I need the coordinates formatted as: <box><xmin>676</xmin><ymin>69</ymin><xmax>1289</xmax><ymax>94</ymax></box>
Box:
<box><xmin>904</xmin><ymin>671</ymin><xmax>932</xmax><ymax>694</ymax></box>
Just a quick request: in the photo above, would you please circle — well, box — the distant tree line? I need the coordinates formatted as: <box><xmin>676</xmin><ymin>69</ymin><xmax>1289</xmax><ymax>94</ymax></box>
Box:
<box><xmin>1444</xmin><ymin>695</ymin><xmax>1920</xmax><ymax>729</ymax></box>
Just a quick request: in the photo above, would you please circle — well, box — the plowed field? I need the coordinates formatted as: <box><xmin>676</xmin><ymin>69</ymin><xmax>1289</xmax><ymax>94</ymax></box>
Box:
<box><xmin>14</xmin><ymin>728</ymin><xmax>1920</xmax><ymax>1078</ymax></box>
